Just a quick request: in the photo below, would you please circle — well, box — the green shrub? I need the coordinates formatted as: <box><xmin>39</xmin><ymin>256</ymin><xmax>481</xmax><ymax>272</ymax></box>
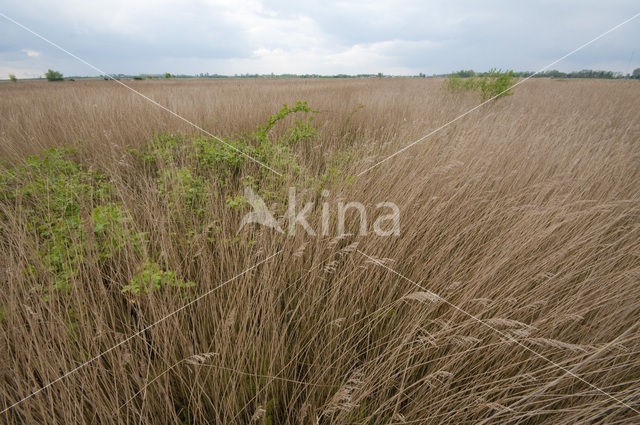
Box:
<box><xmin>253</xmin><ymin>101</ymin><xmax>317</xmax><ymax>144</ymax></box>
<box><xmin>477</xmin><ymin>69</ymin><xmax>515</xmax><ymax>100</ymax></box>
<box><xmin>45</xmin><ymin>69</ymin><xmax>64</xmax><ymax>82</ymax></box>
<box><xmin>156</xmin><ymin>166</ymin><xmax>211</xmax><ymax>218</ymax></box>
<box><xmin>91</xmin><ymin>203</ymin><xmax>145</xmax><ymax>260</ymax></box>
<box><xmin>446</xmin><ymin>74</ymin><xmax>478</xmax><ymax>92</ymax></box>
<box><xmin>0</xmin><ymin>148</ymin><xmax>144</xmax><ymax>296</ymax></box>
<box><xmin>121</xmin><ymin>261</ymin><xmax>195</xmax><ymax>295</ymax></box>
<box><xmin>445</xmin><ymin>68</ymin><xmax>515</xmax><ymax>100</ymax></box>
<box><xmin>135</xmin><ymin>101</ymin><xmax>317</xmax><ymax>208</ymax></box>
<box><xmin>8</xmin><ymin>74</ymin><xmax>17</xmax><ymax>82</ymax></box>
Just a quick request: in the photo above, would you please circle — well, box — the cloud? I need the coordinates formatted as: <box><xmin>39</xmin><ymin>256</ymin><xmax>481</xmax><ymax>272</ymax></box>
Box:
<box><xmin>326</xmin><ymin>39</ymin><xmax>442</xmax><ymax>74</ymax></box>
<box><xmin>22</xmin><ymin>49</ymin><xmax>40</xmax><ymax>57</ymax></box>
<box><xmin>1</xmin><ymin>0</ymin><xmax>639</xmax><ymax>78</ymax></box>
<box><xmin>0</xmin><ymin>65</ymin><xmax>43</xmax><ymax>79</ymax></box>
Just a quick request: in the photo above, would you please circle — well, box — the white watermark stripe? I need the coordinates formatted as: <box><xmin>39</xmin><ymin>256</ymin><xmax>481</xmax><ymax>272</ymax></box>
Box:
<box><xmin>0</xmin><ymin>250</ymin><xmax>283</xmax><ymax>415</ymax></box>
<box><xmin>0</xmin><ymin>12</ymin><xmax>283</xmax><ymax>177</ymax></box>
<box><xmin>356</xmin><ymin>11</ymin><xmax>640</xmax><ymax>177</ymax></box>
<box><xmin>357</xmin><ymin>249</ymin><xmax>640</xmax><ymax>415</ymax></box>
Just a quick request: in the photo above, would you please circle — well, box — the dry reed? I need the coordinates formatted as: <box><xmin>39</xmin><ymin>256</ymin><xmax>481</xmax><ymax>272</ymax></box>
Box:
<box><xmin>0</xmin><ymin>77</ymin><xmax>639</xmax><ymax>424</ymax></box>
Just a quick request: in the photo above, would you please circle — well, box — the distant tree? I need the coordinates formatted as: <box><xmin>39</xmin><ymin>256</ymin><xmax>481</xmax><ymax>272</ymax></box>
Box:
<box><xmin>571</xmin><ymin>69</ymin><xmax>615</xmax><ymax>79</ymax></box>
<box><xmin>452</xmin><ymin>69</ymin><xmax>475</xmax><ymax>78</ymax></box>
<box><xmin>8</xmin><ymin>74</ymin><xmax>17</xmax><ymax>82</ymax></box>
<box><xmin>544</xmin><ymin>69</ymin><xmax>567</xmax><ymax>78</ymax></box>
<box><xmin>633</xmin><ymin>68</ymin><xmax>640</xmax><ymax>79</ymax></box>
<box><xmin>45</xmin><ymin>69</ymin><xmax>64</xmax><ymax>81</ymax></box>
<box><xmin>377</xmin><ymin>72</ymin><xmax>384</xmax><ymax>78</ymax></box>
<box><xmin>164</xmin><ymin>72</ymin><xmax>172</xmax><ymax>79</ymax></box>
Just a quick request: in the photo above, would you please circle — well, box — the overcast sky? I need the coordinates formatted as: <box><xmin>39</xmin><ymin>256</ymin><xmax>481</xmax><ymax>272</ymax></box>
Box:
<box><xmin>1</xmin><ymin>1</ymin><xmax>639</xmax><ymax>78</ymax></box>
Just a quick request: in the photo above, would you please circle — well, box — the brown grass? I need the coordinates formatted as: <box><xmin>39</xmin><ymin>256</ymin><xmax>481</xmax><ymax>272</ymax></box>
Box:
<box><xmin>1</xmin><ymin>77</ymin><xmax>639</xmax><ymax>424</ymax></box>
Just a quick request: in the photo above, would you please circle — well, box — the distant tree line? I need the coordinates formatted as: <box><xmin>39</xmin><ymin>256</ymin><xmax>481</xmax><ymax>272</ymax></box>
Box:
<box><xmin>9</xmin><ymin>67</ymin><xmax>639</xmax><ymax>81</ymax></box>
<box><xmin>160</xmin><ymin>68</ymin><xmax>640</xmax><ymax>80</ymax></box>
<box><xmin>191</xmin><ymin>72</ymin><xmax>383</xmax><ymax>79</ymax></box>
<box><xmin>448</xmin><ymin>68</ymin><xmax>640</xmax><ymax>80</ymax></box>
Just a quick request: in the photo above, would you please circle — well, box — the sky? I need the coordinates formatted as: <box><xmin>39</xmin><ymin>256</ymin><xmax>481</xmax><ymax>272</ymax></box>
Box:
<box><xmin>1</xmin><ymin>1</ymin><xmax>639</xmax><ymax>79</ymax></box>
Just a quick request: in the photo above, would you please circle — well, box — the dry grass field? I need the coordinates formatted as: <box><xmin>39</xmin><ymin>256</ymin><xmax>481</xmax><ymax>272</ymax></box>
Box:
<box><xmin>1</xmin><ymin>77</ymin><xmax>639</xmax><ymax>424</ymax></box>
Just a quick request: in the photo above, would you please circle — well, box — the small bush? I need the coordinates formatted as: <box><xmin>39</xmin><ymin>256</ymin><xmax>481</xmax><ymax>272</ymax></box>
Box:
<box><xmin>446</xmin><ymin>68</ymin><xmax>515</xmax><ymax>100</ymax></box>
<box><xmin>136</xmin><ymin>101</ymin><xmax>316</xmax><ymax>195</ymax></box>
<box><xmin>121</xmin><ymin>261</ymin><xmax>195</xmax><ymax>295</ymax></box>
<box><xmin>45</xmin><ymin>69</ymin><xmax>64</xmax><ymax>82</ymax></box>
<box><xmin>0</xmin><ymin>148</ymin><xmax>144</xmax><ymax>296</ymax></box>
<box><xmin>477</xmin><ymin>69</ymin><xmax>515</xmax><ymax>100</ymax></box>
<box><xmin>446</xmin><ymin>74</ymin><xmax>478</xmax><ymax>92</ymax></box>
<box><xmin>8</xmin><ymin>74</ymin><xmax>17</xmax><ymax>82</ymax></box>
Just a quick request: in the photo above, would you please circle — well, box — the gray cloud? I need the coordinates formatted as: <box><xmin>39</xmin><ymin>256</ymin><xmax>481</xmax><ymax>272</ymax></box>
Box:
<box><xmin>1</xmin><ymin>0</ymin><xmax>638</xmax><ymax>78</ymax></box>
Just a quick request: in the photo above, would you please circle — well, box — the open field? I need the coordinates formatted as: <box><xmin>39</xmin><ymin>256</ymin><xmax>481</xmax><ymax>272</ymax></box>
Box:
<box><xmin>1</xmin><ymin>78</ymin><xmax>640</xmax><ymax>424</ymax></box>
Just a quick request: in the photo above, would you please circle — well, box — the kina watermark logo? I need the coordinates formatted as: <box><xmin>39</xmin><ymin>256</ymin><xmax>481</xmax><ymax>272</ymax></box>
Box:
<box><xmin>237</xmin><ymin>186</ymin><xmax>400</xmax><ymax>237</ymax></box>
<box><xmin>238</xmin><ymin>186</ymin><xmax>285</xmax><ymax>234</ymax></box>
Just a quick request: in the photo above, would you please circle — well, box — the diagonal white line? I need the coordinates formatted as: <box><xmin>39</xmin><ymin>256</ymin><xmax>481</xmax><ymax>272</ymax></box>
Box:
<box><xmin>357</xmin><ymin>249</ymin><xmax>640</xmax><ymax>416</ymax></box>
<box><xmin>0</xmin><ymin>250</ymin><xmax>283</xmax><ymax>415</ymax></box>
<box><xmin>357</xmin><ymin>11</ymin><xmax>640</xmax><ymax>177</ymax></box>
<box><xmin>0</xmin><ymin>12</ymin><xmax>283</xmax><ymax>177</ymax></box>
